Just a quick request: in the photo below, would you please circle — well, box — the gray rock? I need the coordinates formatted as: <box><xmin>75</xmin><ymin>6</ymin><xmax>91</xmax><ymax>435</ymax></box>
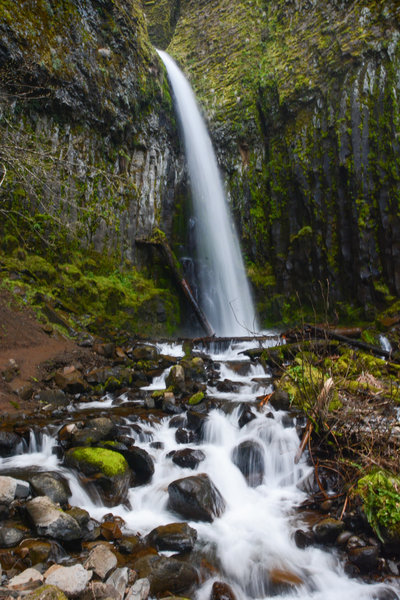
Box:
<box><xmin>146</xmin><ymin>522</ymin><xmax>197</xmax><ymax>552</ymax></box>
<box><xmin>105</xmin><ymin>567</ymin><xmax>129</xmax><ymax>600</ymax></box>
<box><xmin>84</xmin><ymin>544</ymin><xmax>117</xmax><ymax>579</ymax></box>
<box><xmin>29</xmin><ymin>472</ymin><xmax>71</xmax><ymax>505</ymax></box>
<box><xmin>0</xmin><ymin>524</ymin><xmax>26</xmax><ymax>547</ymax></box>
<box><xmin>232</xmin><ymin>440</ymin><xmax>265</xmax><ymax>487</ymax></box>
<box><xmin>126</xmin><ymin>578</ymin><xmax>150</xmax><ymax>600</ymax></box>
<box><xmin>168</xmin><ymin>473</ymin><xmax>225</xmax><ymax>522</ymax></box>
<box><xmin>26</xmin><ymin>496</ymin><xmax>82</xmax><ymax>541</ymax></box>
<box><xmin>133</xmin><ymin>555</ymin><xmax>198</xmax><ymax>595</ymax></box>
<box><xmin>8</xmin><ymin>568</ymin><xmax>43</xmax><ymax>591</ymax></box>
<box><xmin>45</xmin><ymin>564</ymin><xmax>92</xmax><ymax>597</ymax></box>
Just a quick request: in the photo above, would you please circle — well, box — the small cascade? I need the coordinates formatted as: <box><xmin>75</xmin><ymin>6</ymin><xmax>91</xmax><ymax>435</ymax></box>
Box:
<box><xmin>157</xmin><ymin>50</ymin><xmax>258</xmax><ymax>336</ymax></box>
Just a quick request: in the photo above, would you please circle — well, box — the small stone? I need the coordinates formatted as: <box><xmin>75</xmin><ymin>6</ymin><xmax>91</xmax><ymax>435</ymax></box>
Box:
<box><xmin>125</xmin><ymin>578</ymin><xmax>150</xmax><ymax>600</ymax></box>
<box><xmin>8</xmin><ymin>567</ymin><xmax>43</xmax><ymax>590</ymax></box>
<box><xmin>211</xmin><ymin>581</ymin><xmax>237</xmax><ymax>600</ymax></box>
<box><xmin>105</xmin><ymin>567</ymin><xmax>129</xmax><ymax>600</ymax></box>
<box><xmin>84</xmin><ymin>544</ymin><xmax>117</xmax><ymax>579</ymax></box>
<box><xmin>0</xmin><ymin>524</ymin><xmax>26</xmax><ymax>547</ymax></box>
<box><xmin>45</xmin><ymin>564</ymin><xmax>92</xmax><ymax>597</ymax></box>
<box><xmin>313</xmin><ymin>518</ymin><xmax>345</xmax><ymax>544</ymax></box>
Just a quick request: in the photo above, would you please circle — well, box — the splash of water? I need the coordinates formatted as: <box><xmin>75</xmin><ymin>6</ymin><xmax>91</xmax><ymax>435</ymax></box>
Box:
<box><xmin>157</xmin><ymin>50</ymin><xmax>258</xmax><ymax>336</ymax></box>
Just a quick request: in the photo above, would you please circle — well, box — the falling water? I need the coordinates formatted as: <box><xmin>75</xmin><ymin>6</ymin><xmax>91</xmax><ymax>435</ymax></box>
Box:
<box><xmin>157</xmin><ymin>50</ymin><xmax>258</xmax><ymax>336</ymax></box>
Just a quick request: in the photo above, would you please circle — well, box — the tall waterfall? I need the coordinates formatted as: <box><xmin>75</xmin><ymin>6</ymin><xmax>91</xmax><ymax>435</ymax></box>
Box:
<box><xmin>157</xmin><ymin>50</ymin><xmax>258</xmax><ymax>336</ymax></box>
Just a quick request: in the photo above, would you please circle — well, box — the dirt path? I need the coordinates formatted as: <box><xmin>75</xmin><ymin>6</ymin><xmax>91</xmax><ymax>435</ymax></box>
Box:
<box><xmin>0</xmin><ymin>288</ymin><xmax>76</xmax><ymax>415</ymax></box>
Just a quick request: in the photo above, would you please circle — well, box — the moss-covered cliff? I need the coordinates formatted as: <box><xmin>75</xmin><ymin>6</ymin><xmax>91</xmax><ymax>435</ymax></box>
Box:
<box><xmin>162</xmin><ymin>0</ymin><xmax>400</xmax><ymax>323</ymax></box>
<box><xmin>0</xmin><ymin>0</ymin><xmax>184</xmax><ymax>334</ymax></box>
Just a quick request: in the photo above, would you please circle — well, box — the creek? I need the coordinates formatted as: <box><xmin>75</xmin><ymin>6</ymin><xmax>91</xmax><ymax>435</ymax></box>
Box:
<box><xmin>0</xmin><ymin>338</ymin><xmax>399</xmax><ymax>599</ymax></box>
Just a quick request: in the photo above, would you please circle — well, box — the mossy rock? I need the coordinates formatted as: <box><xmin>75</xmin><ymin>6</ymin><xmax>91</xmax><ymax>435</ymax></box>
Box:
<box><xmin>65</xmin><ymin>446</ymin><xmax>132</xmax><ymax>506</ymax></box>
<box><xmin>188</xmin><ymin>391</ymin><xmax>204</xmax><ymax>406</ymax></box>
<box><xmin>356</xmin><ymin>470</ymin><xmax>400</xmax><ymax>548</ymax></box>
<box><xmin>25</xmin><ymin>255</ymin><xmax>57</xmax><ymax>282</ymax></box>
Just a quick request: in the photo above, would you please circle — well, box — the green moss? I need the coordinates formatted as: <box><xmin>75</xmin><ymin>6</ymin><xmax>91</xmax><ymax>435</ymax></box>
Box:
<box><xmin>356</xmin><ymin>470</ymin><xmax>400</xmax><ymax>542</ymax></box>
<box><xmin>188</xmin><ymin>391</ymin><xmax>204</xmax><ymax>405</ymax></box>
<box><xmin>69</xmin><ymin>446</ymin><xmax>128</xmax><ymax>477</ymax></box>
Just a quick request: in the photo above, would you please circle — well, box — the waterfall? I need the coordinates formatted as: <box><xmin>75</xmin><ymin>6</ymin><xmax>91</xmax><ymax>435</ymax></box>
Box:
<box><xmin>157</xmin><ymin>50</ymin><xmax>258</xmax><ymax>337</ymax></box>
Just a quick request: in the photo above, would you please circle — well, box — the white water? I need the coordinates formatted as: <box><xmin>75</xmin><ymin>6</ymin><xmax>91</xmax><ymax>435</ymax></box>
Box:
<box><xmin>1</xmin><ymin>340</ymin><xmax>398</xmax><ymax>600</ymax></box>
<box><xmin>157</xmin><ymin>50</ymin><xmax>258</xmax><ymax>337</ymax></box>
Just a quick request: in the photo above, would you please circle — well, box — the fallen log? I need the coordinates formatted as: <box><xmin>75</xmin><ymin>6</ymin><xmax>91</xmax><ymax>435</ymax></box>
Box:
<box><xmin>136</xmin><ymin>235</ymin><xmax>214</xmax><ymax>337</ymax></box>
<box><xmin>242</xmin><ymin>339</ymin><xmax>339</xmax><ymax>362</ymax></box>
<box><xmin>305</xmin><ymin>324</ymin><xmax>399</xmax><ymax>361</ymax></box>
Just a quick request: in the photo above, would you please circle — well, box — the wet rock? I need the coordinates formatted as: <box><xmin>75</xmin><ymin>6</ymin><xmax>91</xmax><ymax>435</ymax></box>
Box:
<box><xmin>211</xmin><ymin>581</ymin><xmax>237</xmax><ymax>600</ymax></box>
<box><xmin>313</xmin><ymin>518</ymin><xmax>345</xmax><ymax>544</ymax></box>
<box><xmin>25</xmin><ymin>584</ymin><xmax>68</xmax><ymax>600</ymax></box>
<box><xmin>166</xmin><ymin>365</ymin><xmax>186</xmax><ymax>393</ymax></box>
<box><xmin>16</xmin><ymin>539</ymin><xmax>53</xmax><ymax>564</ymax></box>
<box><xmin>238</xmin><ymin>405</ymin><xmax>257</xmax><ymax>428</ymax></box>
<box><xmin>294</xmin><ymin>529</ymin><xmax>314</xmax><ymax>548</ymax></box>
<box><xmin>54</xmin><ymin>367</ymin><xmax>87</xmax><ymax>394</ymax></box>
<box><xmin>216</xmin><ymin>380</ymin><xmax>240</xmax><ymax>393</ymax></box>
<box><xmin>133</xmin><ymin>555</ymin><xmax>198</xmax><ymax>595</ymax></box>
<box><xmin>29</xmin><ymin>472</ymin><xmax>71</xmax><ymax>506</ymax></box>
<box><xmin>0</xmin><ymin>430</ymin><xmax>22</xmax><ymax>457</ymax></box>
<box><xmin>35</xmin><ymin>390</ymin><xmax>68</xmax><ymax>406</ymax></box>
<box><xmin>45</xmin><ymin>564</ymin><xmax>92</xmax><ymax>597</ymax></box>
<box><xmin>146</xmin><ymin>522</ymin><xmax>197</xmax><ymax>552</ymax></box>
<box><xmin>26</xmin><ymin>496</ymin><xmax>82</xmax><ymax>541</ymax></box>
<box><xmin>0</xmin><ymin>475</ymin><xmax>30</xmax><ymax>504</ymax></box>
<box><xmin>175</xmin><ymin>428</ymin><xmax>198</xmax><ymax>444</ymax></box>
<box><xmin>0</xmin><ymin>523</ymin><xmax>26</xmax><ymax>547</ymax></box>
<box><xmin>348</xmin><ymin>546</ymin><xmax>379</xmax><ymax>572</ymax></box>
<box><xmin>269</xmin><ymin>568</ymin><xmax>303</xmax><ymax>593</ymax></box>
<box><xmin>105</xmin><ymin>567</ymin><xmax>130</xmax><ymax>600</ymax></box>
<box><xmin>169</xmin><ymin>416</ymin><xmax>186</xmax><ymax>429</ymax></box>
<box><xmin>269</xmin><ymin>390</ymin><xmax>291</xmax><ymax>411</ymax></box>
<box><xmin>186</xmin><ymin>409</ymin><xmax>208</xmax><ymax>437</ymax></box>
<box><xmin>336</xmin><ymin>531</ymin><xmax>353</xmax><ymax>546</ymax></box>
<box><xmin>231</xmin><ymin>440</ymin><xmax>265</xmax><ymax>487</ymax></box>
<box><xmin>70</xmin><ymin>417</ymin><xmax>117</xmax><ymax>447</ymax></box>
<box><xmin>346</xmin><ymin>535</ymin><xmax>367</xmax><ymax>550</ymax></box>
<box><xmin>126</xmin><ymin>578</ymin><xmax>150</xmax><ymax>600</ymax></box>
<box><xmin>132</xmin><ymin>345</ymin><xmax>159</xmax><ymax>361</ymax></box>
<box><xmin>8</xmin><ymin>567</ymin><xmax>43</xmax><ymax>591</ymax></box>
<box><xmin>163</xmin><ymin>401</ymin><xmax>183</xmax><ymax>415</ymax></box>
<box><xmin>117</xmin><ymin>535</ymin><xmax>142</xmax><ymax>554</ymax></box>
<box><xmin>65</xmin><ymin>447</ymin><xmax>131</xmax><ymax>505</ymax></box>
<box><xmin>170</xmin><ymin>448</ymin><xmax>206</xmax><ymax>470</ymax></box>
<box><xmin>122</xmin><ymin>447</ymin><xmax>154</xmax><ymax>484</ymax></box>
<box><xmin>84</xmin><ymin>544</ymin><xmax>117</xmax><ymax>579</ymax></box>
<box><xmin>168</xmin><ymin>473</ymin><xmax>226</xmax><ymax>522</ymax></box>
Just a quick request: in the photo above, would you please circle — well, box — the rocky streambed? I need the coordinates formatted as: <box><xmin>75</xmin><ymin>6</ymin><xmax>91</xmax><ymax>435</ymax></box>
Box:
<box><xmin>0</xmin><ymin>337</ymin><xmax>399</xmax><ymax>600</ymax></box>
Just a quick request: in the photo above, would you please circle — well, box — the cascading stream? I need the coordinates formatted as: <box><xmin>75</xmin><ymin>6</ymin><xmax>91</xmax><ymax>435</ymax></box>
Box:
<box><xmin>1</xmin><ymin>340</ymin><xmax>398</xmax><ymax>600</ymax></box>
<box><xmin>157</xmin><ymin>50</ymin><xmax>258</xmax><ymax>337</ymax></box>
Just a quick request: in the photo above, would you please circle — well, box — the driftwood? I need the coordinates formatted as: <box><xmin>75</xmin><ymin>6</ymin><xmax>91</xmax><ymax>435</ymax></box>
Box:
<box><xmin>242</xmin><ymin>339</ymin><xmax>339</xmax><ymax>362</ymax></box>
<box><xmin>136</xmin><ymin>236</ymin><xmax>214</xmax><ymax>337</ymax></box>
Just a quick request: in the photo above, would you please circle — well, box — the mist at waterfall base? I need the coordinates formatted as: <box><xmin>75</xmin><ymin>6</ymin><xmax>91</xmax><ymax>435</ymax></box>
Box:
<box><xmin>157</xmin><ymin>50</ymin><xmax>258</xmax><ymax>337</ymax></box>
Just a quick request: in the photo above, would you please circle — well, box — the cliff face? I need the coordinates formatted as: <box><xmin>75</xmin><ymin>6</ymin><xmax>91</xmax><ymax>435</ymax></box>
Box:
<box><xmin>0</xmin><ymin>0</ymin><xmax>183</xmax><ymax>261</ymax></box>
<box><xmin>164</xmin><ymin>0</ymin><xmax>400</xmax><ymax>321</ymax></box>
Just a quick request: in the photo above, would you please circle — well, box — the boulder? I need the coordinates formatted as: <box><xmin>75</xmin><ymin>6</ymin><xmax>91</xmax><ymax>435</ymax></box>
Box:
<box><xmin>54</xmin><ymin>367</ymin><xmax>87</xmax><ymax>394</ymax></box>
<box><xmin>269</xmin><ymin>390</ymin><xmax>290</xmax><ymax>411</ymax></box>
<box><xmin>231</xmin><ymin>440</ymin><xmax>265</xmax><ymax>487</ymax></box>
<box><xmin>133</xmin><ymin>555</ymin><xmax>198</xmax><ymax>595</ymax></box>
<box><xmin>45</xmin><ymin>564</ymin><xmax>92</xmax><ymax>597</ymax></box>
<box><xmin>238</xmin><ymin>405</ymin><xmax>256</xmax><ymax>428</ymax></box>
<box><xmin>64</xmin><ymin>447</ymin><xmax>132</xmax><ymax>505</ymax></box>
<box><xmin>170</xmin><ymin>448</ymin><xmax>206</xmax><ymax>470</ymax></box>
<box><xmin>166</xmin><ymin>365</ymin><xmax>186</xmax><ymax>394</ymax></box>
<box><xmin>84</xmin><ymin>544</ymin><xmax>117</xmax><ymax>579</ymax></box>
<box><xmin>26</xmin><ymin>496</ymin><xmax>82</xmax><ymax>541</ymax></box>
<box><xmin>0</xmin><ymin>475</ymin><xmax>30</xmax><ymax>504</ymax></box>
<box><xmin>313</xmin><ymin>518</ymin><xmax>345</xmax><ymax>544</ymax></box>
<box><xmin>16</xmin><ymin>539</ymin><xmax>53</xmax><ymax>564</ymax></box>
<box><xmin>70</xmin><ymin>417</ymin><xmax>117</xmax><ymax>447</ymax></box>
<box><xmin>122</xmin><ymin>447</ymin><xmax>154</xmax><ymax>484</ymax></box>
<box><xmin>0</xmin><ymin>430</ymin><xmax>22</xmax><ymax>457</ymax></box>
<box><xmin>348</xmin><ymin>546</ymin><xmax>379</xmax><ymax>572</ymax></box>
<box><xmin>146</xmin><ymin>522</ymin><xmax>197</xmax><ymax>552</ymax></box>
<box><xmin>132</xmin><ymin>345</ymin><xmax>159</xmax><ymax>361</ymax></box>
<box><xmin>168</xmin><ymin>473</ymin><xmax>225</xmax><ymax>522</ymax></box>
<box><xmin>80</xmin><ymin>582</ymin><xmax>120</xmax><ymax>600</ymax></box>
<box><xmin>175</xmin><ymin>428</ymin><xmax>198</xmax><ymax>444</ymax></box>
<box><xmin>29</xmin><ymin>472</ymin><xmax>71</xmax><ymax>506</ymax></box>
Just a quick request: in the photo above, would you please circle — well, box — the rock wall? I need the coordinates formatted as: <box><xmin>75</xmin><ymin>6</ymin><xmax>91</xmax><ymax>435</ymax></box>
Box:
<box><xmin>165</xmin><ymin>0</ymin><xmax>400</xmax><ymax>320</ymax></box>
<box><xmin>0</xmin><ymin>0</ymin><xmax>183</xmax><ymax>262</ymax></box>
